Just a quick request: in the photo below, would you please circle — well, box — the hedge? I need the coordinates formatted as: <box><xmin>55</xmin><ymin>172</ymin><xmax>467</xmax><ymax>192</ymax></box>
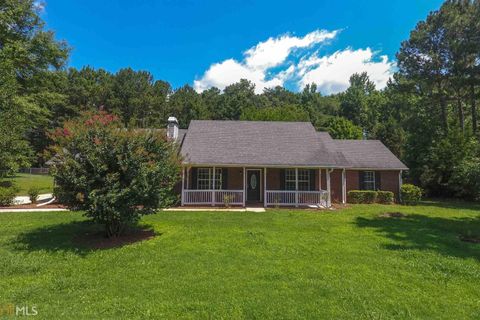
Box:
<box><xmin>0</xmin><ymin>186</ymin><xmax>17</xmax><ymax>206</ymax></box>
<box><xmin>401</xmin><ymin>184</ymin><xmax>422</xmax><ymax>205</ymax></box>
<box><xmin>377</xmin><ymin>191</ymin><xmax>394</xmax><ymax>204</ymax></box>
<box><xmin>348</xmin><ymin>190</ymin><xmax>377</xmax><ymax>204</ymax></box>
<box><xmin>347</xmin><ymin>190</ymin><xmax>394</xmax><ymax>204</ymax></box>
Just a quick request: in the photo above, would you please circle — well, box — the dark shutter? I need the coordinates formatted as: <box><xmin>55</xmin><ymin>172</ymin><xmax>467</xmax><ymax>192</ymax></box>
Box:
<box><xmin>280</xmin><ymin>169</ymin><xmax>285</xmax><ymax>190</ymax></box>
<box><xmin>375</xmin><ymin>171</ymin><xmax>381</xmax><ymax>190</ymax></box>
<box><xmin>359</xmin><ymin>171</ymin><xmax>365</xmax><ymax>190</ymax></box>
<box><xmin>222</xmin><ymin>168</ymin><xmax>228</xmax><ymax>190</ymax></box>
<box><xmin>191</xmin><ymin>168</ymin><xmax>198</xmax><ymax>189</ymax></box>
<box><xmin>309</xmin><ymin>169</ymin><xmax>316</xmax><ymax>191</ymax></box>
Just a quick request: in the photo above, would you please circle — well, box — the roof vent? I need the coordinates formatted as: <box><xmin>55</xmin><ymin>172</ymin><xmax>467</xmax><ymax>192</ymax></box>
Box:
<box><xmin>167</xmin><ymin>117</ymin><xmax>179</xmax><ymax>140</ymax></box>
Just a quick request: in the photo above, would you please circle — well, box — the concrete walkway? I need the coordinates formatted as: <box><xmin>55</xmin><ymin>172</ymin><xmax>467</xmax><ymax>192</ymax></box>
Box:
<box><xmin>13</xmin><ymin>193</ymin><xmax>53</xmax><ymax>205</ymax></box>
<box><xmin>163</xmin><ymin>207</ymin><xmax>266</xmax><ymax>212</ymax></box>
<box><xmin>0</xmin><ymin>208</ymin><xmax>68</xmax><ymax>213</ymax></box>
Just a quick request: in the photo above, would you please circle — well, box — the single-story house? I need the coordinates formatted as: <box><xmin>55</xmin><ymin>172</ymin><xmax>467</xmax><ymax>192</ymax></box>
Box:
<box><xmin>167</xmin><ymin>117</ymin><xmax>407</xmax><ymax>208</ymax></box>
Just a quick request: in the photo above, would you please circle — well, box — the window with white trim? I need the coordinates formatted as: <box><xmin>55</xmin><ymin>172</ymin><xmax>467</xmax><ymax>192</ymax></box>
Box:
<box><xmin>285</xmin><ymin>169</ymin><xmax>310</xmax><ymax>191</ymax></box>
<box><xmin>197</xmin><ymin>168</ymin><xmax>222</xmax><ymax>190</ymax></box>
<box><xmin>363</xmin><ymin>171</ymin><xmax>375</xmax><ymax>190</ymax></box>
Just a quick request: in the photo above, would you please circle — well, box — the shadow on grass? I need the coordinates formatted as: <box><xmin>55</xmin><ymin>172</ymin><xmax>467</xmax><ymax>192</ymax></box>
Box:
<box><xmin>419</xmin><ymin>198</ymin><xmax>480</xmax><ymax>211</ymax></box>
<box><xmin>12</xmin><ymin>221</ymin><xmax>157</xmax><ymax>256</ymax></box>
<box><xmin>356</xmin><ymin>212</ymin><xmax>480</xmax><ymax>261</ymax></box>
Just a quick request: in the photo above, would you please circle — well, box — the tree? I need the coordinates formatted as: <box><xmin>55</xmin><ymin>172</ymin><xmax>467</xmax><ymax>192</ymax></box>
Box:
<box><xmin>220</xmin><ymin>79</ymin><xmax>257</xmax><ymax>119</ymax></box>
<box><xmin>50</xmin><ymin>112</ymin><xmax>181</xmax><ymax>237</ymax></box>
<box><xmin>0</xmin><ymin>0</ymin><xmax>68</xmax><ymax>171</ymax></box>
<box><xmin>327</xmin><ymin>117</ymin><xmax>363</xmax><ymax>140</ymax></box>
<box><xmin>339</xmin><ymin>73</ymin><xmax>381</xmax><ymax>135</ymax></box>
<box><xmin>240</xmin><ymin>105</ymin><xmax>310</xmax><ymax>122</ymax></box>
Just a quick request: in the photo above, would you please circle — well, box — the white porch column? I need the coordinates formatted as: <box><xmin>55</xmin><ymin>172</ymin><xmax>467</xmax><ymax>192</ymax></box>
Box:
<box><xmin>295</xmin><ymin>168</ymin><xmax>299</xmax><ymax>207</ymax></box>
<box><xmin>342</xmin><ymin>168</ymin><xmax>346</xmax><ymax>204</ymax></box>
<box><xmin>319</xmin><ymin>168</ymin><xmax>322</xmax><ymax>190</ymax></box>
<box><xmin>212</xmin><ymin>166</ymin><xmax>216</xmax><ymax>206</ymax></box>
<box><xmin>398</xmin><ymin>170</ymin><xmax>403</xmax><ymax>203</ymax></box>
<box><xmin>264</xmin><ymin>167</ymin><xmax>267</xmax><ymax>207</ymax></box>
<box><xmin>181</xmin><ymin>167</ymin><xmax>185</xmax><ymax>206</ymax></box>
<box><xmin>242</xmin><ymin>167</ymin><xmax>246</xmax><ymax>207</ymax></box>
<box><xmin>326</xmin><ymin>169</ymin><xmax>332</xmax><ymax>207</ymax></box>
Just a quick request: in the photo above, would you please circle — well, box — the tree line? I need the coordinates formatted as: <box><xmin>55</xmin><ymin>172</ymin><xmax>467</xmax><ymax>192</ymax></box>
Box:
<box><xmin>1</xmin><ymin>0</ymin><xmax>480</xmax><ymax>199</ymax></box>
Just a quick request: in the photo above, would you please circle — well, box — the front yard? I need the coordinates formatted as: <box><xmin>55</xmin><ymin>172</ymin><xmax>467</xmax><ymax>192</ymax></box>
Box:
<box><xmin>0</xmin><ymin>201</ymin><xmax>479</xmax><ymax>319</ymax></box>
<box><xmin>2</xmin><ymin>173</ymin><xmax>54</xmax><ymax>196</ymax></box>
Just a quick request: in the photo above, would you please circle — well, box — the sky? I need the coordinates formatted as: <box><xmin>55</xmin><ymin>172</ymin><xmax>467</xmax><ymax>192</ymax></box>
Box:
<box><xmin>40</xmin><ymin>0</ymin><xmax>444</xmax><ymax>94</ymax></box>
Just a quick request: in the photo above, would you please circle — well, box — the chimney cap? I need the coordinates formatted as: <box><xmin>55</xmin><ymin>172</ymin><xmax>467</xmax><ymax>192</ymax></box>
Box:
<box><xmin>168</xmin><ymin>116</ymin><xmax>178</xmax><ymax>123</ymax></box>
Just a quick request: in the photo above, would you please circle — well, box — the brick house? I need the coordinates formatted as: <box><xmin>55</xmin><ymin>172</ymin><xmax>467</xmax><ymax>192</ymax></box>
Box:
<box><xmin>167</xmin><ymin>117</ymin><xmax>407</xmax><ymax>207</ymax></box>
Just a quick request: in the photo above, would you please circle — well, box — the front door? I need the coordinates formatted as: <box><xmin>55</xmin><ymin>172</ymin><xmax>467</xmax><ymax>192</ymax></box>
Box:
<box><xmin>247</xmin><ymin>170</ymin><xmax>261</xmax><ymax>202</ymax></box>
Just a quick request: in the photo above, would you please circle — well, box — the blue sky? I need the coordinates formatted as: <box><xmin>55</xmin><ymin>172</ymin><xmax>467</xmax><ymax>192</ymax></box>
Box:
<box><xmin>41</xmin><ymin>0</ymin><xmax>443</xmax><ymax>94</ymax></box>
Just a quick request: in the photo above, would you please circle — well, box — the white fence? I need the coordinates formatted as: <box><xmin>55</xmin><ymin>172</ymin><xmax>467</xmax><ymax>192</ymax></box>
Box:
<box><xmin>266</xmin><ymin>190</ymin><xmax>328</xmax><ymax>207</ymax></box>
<box><xmin>183</xmin><ymin>190</ymin><xmax>244</xmax><ymax>206</ymax></box>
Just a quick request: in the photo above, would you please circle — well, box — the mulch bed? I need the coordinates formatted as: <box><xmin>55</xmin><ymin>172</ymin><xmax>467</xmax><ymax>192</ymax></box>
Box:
<box><xmin>459</xmin><ymin>234</ymin><xmax>480</xmax><ymax>244</ymax></box>
<box><xmin>74</xmin><ymin>229</ymin><xmax>156</xmax><ymax>249</ymax></box>
<box><xmin>0</xmin><ymin>203</ymin><xmax>66</xmax><ymax>210</ymax></box>
<box><xmin>379</xmin><ymin>212</ymin><xmax>407</xmax><ymax>218</ymax></box>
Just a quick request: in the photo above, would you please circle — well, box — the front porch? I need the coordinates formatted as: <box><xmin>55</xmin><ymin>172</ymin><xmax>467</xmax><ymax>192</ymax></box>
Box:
<box><xmin>181</xmin><ymin>167</ymin><xmax>339</xmax><ymax>208</ymax></box>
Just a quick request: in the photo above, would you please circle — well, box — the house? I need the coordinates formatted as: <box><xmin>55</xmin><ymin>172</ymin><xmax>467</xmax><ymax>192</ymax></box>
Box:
<box><xmin>167</xmin><ymin>117</ymin><xmax>407</xmax><ymax>207</ymax></box>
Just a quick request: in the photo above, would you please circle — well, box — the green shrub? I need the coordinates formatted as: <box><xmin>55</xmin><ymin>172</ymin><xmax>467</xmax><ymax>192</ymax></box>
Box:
<box><xmin>28</xmin><ymin>187</ymin><xmax>40</xmax><ymax>203</ymax></box>
<box><xmin>377</xmin><ymin>191</ymin><xmax>394</xmax><ymax>204</ymax></box>
<box><xmin>348</xmin><ymin>190</ymin><xmax>378</xmax><ymax>204</ymax></box>
<box><xmin>401</xmin><ymin>184</ymin><xmax>423</xmax><ymax>205</ymax></box>
<box><xmin>50</xmin><ymin>112</ymin><xmax>181</xmax><ymax>238</ymax></box>
<box><xmin>0</xmin><ymin>186</ymin><xmax>17</xmax><ymax>206</ymax></box>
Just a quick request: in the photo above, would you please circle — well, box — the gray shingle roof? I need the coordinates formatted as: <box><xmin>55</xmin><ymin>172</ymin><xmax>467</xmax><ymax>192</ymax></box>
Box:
<box><xmin>181</xmin><ymin>120</ymin><xmax>339</xmax><ymax>167</ymax></box>
<box><xmin>317</xmin><ymin>132</ymin><xmax>408</xmax><ymax>169</ymax></box>
<box><xmin>180</xmin><ymin>120</ymin><xmax>408</xmax><ymax>170</ymax></box>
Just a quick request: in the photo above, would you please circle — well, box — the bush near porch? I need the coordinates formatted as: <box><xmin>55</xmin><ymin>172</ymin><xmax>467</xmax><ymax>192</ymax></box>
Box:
<box><xmin>1</xmin><ymin>201</ymin><xmax>479</xmax><ymax>319</ymax></box>
<box><xmin>347</xmin><ymin>190</ymin><xmax>394</xmax><ymax>204</ymax></box>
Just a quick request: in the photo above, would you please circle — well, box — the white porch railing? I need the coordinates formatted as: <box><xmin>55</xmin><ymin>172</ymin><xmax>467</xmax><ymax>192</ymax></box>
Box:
<box><xmin>265</xmin><ymin>190</ymin><xmax>328</xmax><ymax>207</ymax></box>
<box><xmin>182</xmin><ymin>190</ymin><xmax>244</xmax><ymax>206</ymax></box>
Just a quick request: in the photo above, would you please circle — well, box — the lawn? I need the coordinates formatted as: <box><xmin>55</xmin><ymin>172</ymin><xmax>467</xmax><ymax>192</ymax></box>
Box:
<box><xmin>0</xmin><ymin>202</ymin><xmax>479</xmax><ymax>319</ymax></box>
<box><xmin>2</xmin><ymin>173</ymin><xmax>54</xmax><ymax>195</ymax></box>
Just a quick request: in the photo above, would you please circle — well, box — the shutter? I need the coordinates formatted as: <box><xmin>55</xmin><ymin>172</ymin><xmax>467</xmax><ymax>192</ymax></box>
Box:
<box><xmin>359</xmin><ymin>171</ymin><xmax>365</xmax><ymax>190</ymax></box>
<box><xmin>309</xmin><ymin>169</ymin><xmax>316</xmax><ymax>191</ymax></box>
<box><xmin>280</xmin><ymin>169</ymin><xmax>285</xmax><ymax>190</ymax></box>
<box><xmin>222</xmin><ymin>168</ymin><xmax>228</xmax><ymax>190</ymax></box>
<box><xmin>191</xmin><ymin>168</ymin><xmax>198</xmax><ymax>189</ymax></box>
<box><xmin>375</xmin><ymin>171</ymin><xmax>381</xmax><ymax>190</ymax></box>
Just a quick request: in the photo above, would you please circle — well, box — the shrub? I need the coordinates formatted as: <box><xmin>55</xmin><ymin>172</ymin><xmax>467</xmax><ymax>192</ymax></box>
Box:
<box><xmin>0</xmin><ymin>186</ymin><xmax>17</xmax><ymax>206</ymax></box>
<box><xmin>377</xmin><ymin>191</ymin><xmax>394</xmax><ymax>204</ymax></box>
<box><xmin>50</xmin><ymin>112</ymin><xmax>181</xmax><ymax>238</ymax></box>
<box><xmin>223</xmin><ymin>194</ymin><xmax>234</xmax><ymax>208</ymax></box>
<box><xmin>348</xmin><ymin>190</ymin><xmax>377</xmax><ymax>204</ymax></box>
<box><xmin>401</xmin><ymin>184</ymin><xmax>423</xmax><ymax>205</ymax></box>
<box><xmin>28</xmin><ymin>187</ymin><xmax>40</xmax><ymax>203</ymax></box>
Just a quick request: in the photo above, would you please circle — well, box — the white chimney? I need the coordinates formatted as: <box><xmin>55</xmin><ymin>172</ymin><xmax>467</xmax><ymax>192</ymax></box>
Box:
<box><xmin>167</xmin><ymin>116</ymin><xmax>179</xmax><ymax>140</ymax></box>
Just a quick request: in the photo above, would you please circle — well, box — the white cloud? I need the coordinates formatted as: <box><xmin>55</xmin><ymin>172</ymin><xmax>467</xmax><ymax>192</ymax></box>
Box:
<box><xmin>194</xmin><ymin>29</ymin><xmax>338</xmax><ymax>94</ymax></box>
<box><xmin>194</xmin><ymin>30</ymin><xmax>395</xmax><ymax>94</ymax></box>
<box><xmin>33</xmin><ymin>1</ymin><xmax>46</xmax><ymax>13</ymax></box>
<box><xmin>297</xmin><ymin>48</ymin><xmax>395</xmax><ymax>94</ymax></box>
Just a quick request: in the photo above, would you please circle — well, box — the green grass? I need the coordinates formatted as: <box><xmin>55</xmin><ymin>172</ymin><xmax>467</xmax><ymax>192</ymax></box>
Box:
<box><xmin>2</xmin><ymin>173</ymin><xmax>54</xmax><ymax>195</ymax></box>
<box><xmin>0</xmin><ymin>201</ymin><xmax>479</xmax><ymax>319</ymax></box>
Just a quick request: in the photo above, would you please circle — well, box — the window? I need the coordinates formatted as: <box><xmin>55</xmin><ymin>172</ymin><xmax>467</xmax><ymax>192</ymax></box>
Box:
<box><xmin>285</xmin><ymin>169</ymin><xmax>310</xmax><ymax>191</ymax></box>
<box><xmin>363</xmin><ymin>171</ymin><xmax>375</xmax><ymax>190</ymax></box>
<box><xmin>197</xmin><ymin>168</ymin><xmax>222</xmax><ymax>190</ymax></box>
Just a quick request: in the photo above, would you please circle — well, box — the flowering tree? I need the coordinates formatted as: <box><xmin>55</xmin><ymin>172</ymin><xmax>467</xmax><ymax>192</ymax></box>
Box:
<box><xmin>50</xmin><ymin>112</ymin><xmax>180</xmax><ymax>237</ymax></box>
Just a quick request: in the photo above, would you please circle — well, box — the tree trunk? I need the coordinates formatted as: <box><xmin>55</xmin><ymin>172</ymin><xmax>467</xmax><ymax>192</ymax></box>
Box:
<box><xmin>471</xmin><ymin>84</ymin><xmax>477</xmax><ymax>136</ymax></box>
<box><xmin>440</xmin><ymin>94</ymin><xmax>448</xmax><ymax>134</ymax></box>
<box><xmin>457</xmin><ymin>96</ymin><xmax>465</xmax><ymax>132</ymax></box>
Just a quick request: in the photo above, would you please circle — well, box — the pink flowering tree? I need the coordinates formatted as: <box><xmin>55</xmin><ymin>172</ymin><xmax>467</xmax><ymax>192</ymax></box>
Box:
<box><xmin>50</xmin><ymin>112</ymin><xmax>181</xmax><ymax>237</ymax></box>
